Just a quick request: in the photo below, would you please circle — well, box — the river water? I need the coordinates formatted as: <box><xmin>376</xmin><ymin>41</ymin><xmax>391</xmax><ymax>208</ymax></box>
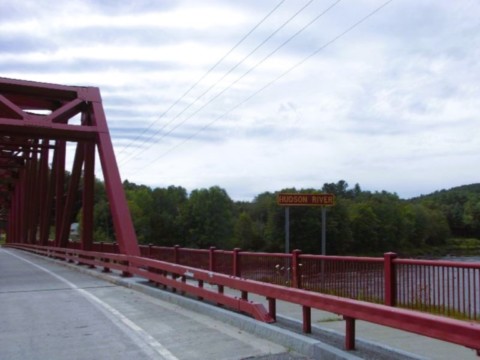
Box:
<box><xmin>396</xmin><ymin>256</ymin><xmax>480</xmax><ymax>318</ymax></box>
<box><xmin>442</xmin><ymin>255</ymin><xmax>480</xmax><ymax>262</ymax></box>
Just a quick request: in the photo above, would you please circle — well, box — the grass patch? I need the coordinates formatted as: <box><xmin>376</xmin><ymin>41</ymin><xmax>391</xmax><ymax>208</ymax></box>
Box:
<box><xmin>399</xmin><ymin>302</ymin><xmax>479</xmax><ymax>322</ymax></box>
<box><xmin>317</xmin><ymin>316</ymin><xmax>343</xmax><ymax>323</ymax></box>
<box><xmin>396</xmin><ymin>237</ymin><xmax>480</xmax><ymax>257</ymax></box>
<box><xmin>447</xmin><ymin>237</ymin><xmax>480</xmax><ymax>249</ymax></box>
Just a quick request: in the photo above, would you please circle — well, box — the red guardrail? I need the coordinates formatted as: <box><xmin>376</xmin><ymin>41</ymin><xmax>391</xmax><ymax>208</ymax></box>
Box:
<box><xmin>394</xmin><ymin>258</ymin><xmax>480</xmax><ymax>320</ymax></box>
<box><xmin>5</xmin><ymin>243</ymin><xmax>480</xmax><ymax>354</ymax></box>
<box><xmin>130</xmin><ymin>244</ymin><xmax>480</xmax><ymax>321</ymax></box>
<box><xmin>239</xmin><ymin>251</ymin><xmax>292</xmax><ymax>285</ymax></box>
<box><xmin>58</xmin><ymin>242</ymin><xmax>480</xmax><ymax>321</ymax></box>
<box><xmin>299</xmin><ymin>254</ymin><xmax>385</xmax><ymax>303</ymax></box>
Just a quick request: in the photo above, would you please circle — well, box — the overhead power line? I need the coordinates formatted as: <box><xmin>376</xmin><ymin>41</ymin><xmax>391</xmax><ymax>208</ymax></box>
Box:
<box><xmin>150</xmin><ymin>0</ymin><xmax>341</xmax><ymax>146</ymax></box>
<box><xmin>122</xmin><ymin>0</ymin><xmax>331</xmax><ymax>166</ymax></box>
<box><xmin>118</xmin><ymin>0</ymin><xmax>287</xmax><ymax>164</ymax></box>
<box><xmin>136</xmin><ymin>0</ymin><xmax>394</xmax><ymax>169</ymax></box>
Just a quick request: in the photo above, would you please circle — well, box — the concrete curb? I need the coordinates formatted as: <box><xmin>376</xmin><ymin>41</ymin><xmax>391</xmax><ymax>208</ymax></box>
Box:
<box><xmin>276</xmin><ymin>315</ymin><xmax>427</xmax><ymax>360</ymax></box>
<box><xmin>12</xmin><ymin>250</ymin><xmax>428</xmax><ymax>360</ymax></box>
<box><xmin>98</xmin><ymin>274</ymin><xmax>364</xmax><ymax>360</ymax></box>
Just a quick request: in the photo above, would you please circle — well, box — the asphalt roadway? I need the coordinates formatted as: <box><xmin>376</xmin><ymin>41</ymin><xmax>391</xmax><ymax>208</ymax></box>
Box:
<box><xmin>0</xmin><ymin>248</ymin><xmax>289</xmax><ymax>360</ymax></box>
<box><xmin>0</xmin><ymin>248</ymin><xmax>478</xmax><ymax>360</ymax></box>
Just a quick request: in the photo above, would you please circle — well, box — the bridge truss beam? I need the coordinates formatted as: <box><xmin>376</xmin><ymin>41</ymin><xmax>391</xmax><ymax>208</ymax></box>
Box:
<box><xmin>0</xmin><ymin>77</ymin><xmax>139</xmax><ymax>256</ymax></box>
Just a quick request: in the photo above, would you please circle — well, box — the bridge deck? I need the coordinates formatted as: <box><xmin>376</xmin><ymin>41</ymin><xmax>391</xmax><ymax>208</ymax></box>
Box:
<box><xmin>1</xmin><ymin>248</ymin><xmax>477</xmax><ymax>360</ymax></box>
<box><xmin>0</xmin><ymin>249</ymin><xmax>291</xmax><ymax>360</ymax></box>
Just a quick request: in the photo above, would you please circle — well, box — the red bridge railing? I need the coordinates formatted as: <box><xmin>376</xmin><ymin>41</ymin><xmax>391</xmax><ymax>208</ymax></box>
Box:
<box><xmin>395</xmin><ymin>258</ymin><xmax>480</xmax><ymax>320</ymax></box>
<box><xmin>299</xmin><ymin>254</ymin><xmax>385</xmax><ymax>304</ymax></box>
<box><xmin>5</xmin><ymin>243</ymin><xmax>480</xmax><ymax>355</ymax></box>
<box><xmin>124</xmin><ymin>244</ymin><xmax>480</xmax><ymax>321</ymax></box>
<box><xmin>80</xmin><ymin>242</ymin><xmax>480</xmax><ymax>321</ymax></box>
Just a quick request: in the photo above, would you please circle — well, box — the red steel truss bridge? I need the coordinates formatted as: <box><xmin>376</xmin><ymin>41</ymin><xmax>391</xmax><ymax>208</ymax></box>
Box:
<box><xmin>0</xmin><ymin>77</ymin><xmax>139</xmax><ymax>256</ymax></box>
<box><xmin>1</xmin><ymin>77</ymin><xmax>480</xmax><ymax>356</ymax></box>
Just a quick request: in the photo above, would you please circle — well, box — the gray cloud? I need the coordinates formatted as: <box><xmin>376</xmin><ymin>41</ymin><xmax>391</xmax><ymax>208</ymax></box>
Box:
<box><xmin>2</xmin><ymin>0</ymin><xmax>479</xmax><ymax>200</ymax></box>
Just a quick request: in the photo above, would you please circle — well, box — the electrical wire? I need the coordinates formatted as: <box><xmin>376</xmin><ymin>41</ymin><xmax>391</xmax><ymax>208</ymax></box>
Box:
<box><xmin>123</xmin><ymin>0</ymin><xmax>336</xmax><ymax>167</ymax></box>
<box><xmin>117</xmin><ymin>0</ymin><xmax>287</xmax><ymax>163</ymax></box>
<box><xmin>152</xmin><ymin>0</ymin><xmax>341</xmax><ymax>146</ymax></box>
<box><xmin>135</xmin><ymin>0</ymin><xmax>394</xmax><ymax>170</ymax></box>
<box><xmin>120</xmin><ymin>0</ymin><xmax>317</xmax><ymax>166</ymax></box>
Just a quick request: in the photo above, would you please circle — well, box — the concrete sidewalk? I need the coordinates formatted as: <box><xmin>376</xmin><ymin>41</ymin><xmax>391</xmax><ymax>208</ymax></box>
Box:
<box><xmin>84</xmin><ymin>272</ymin><xmax>480</xmax><ymax>359</ymax></box>
<box><xmin>272</xmin><ymin>300</ymin><xmax>478</xmax><ymax>360</ymax></box>
<box><xmin>196</xmin><ymin>283</ymin><xmax>479</xmax><ymax>360</ymax></box>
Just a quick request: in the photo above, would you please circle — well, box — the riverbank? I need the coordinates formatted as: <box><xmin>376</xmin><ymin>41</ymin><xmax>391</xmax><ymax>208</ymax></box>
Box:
<box><xmin>411</xmin><ymin>238</ymin><xmax>480</xmax><ymax>258</ymax></box>
<box><xmin>349</xmin><ymin>238</ymin><xmax>480</xmax><ymax>259</ymax></box>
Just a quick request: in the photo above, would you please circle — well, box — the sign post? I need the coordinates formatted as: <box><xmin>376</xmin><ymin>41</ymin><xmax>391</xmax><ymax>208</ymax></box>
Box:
<box><xmin>285</xmin><ymin>206</ymin><xmax>290</xmax><ymax>254</ymax></box>
<box><xmin>277</xmin><ymin>193</ymin><xmax>335</xmax><ymax>254</ymax></box>
<box><xmin>321</xmin><ymin>207</ymin><xmax>327</xmax><ymax>255</ymax></box>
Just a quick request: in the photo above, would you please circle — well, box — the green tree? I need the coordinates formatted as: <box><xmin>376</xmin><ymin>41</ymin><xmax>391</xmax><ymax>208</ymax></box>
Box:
<box><xmin>233</xmin><ymin>211</ymin><xmax>264</xmax><ymax>250</ymax></box>
<box><xmin>179</xmin><ymin>186</ymin><xmax>234</xmax><ymax>248</ymax></box>
<box><xmin>150</xmin><ymin>186</ymin><xmax>187</xmax><ymax>246</ymax></box>
<box><xmin>92</xmin><ymin>179</ymin><xmax>113</xmax><ymax>242</ymax></box>
<box><xmin>402</xmin><ymin>203</ymin><xmax>430</xmax><ymax>248</ymax></box>
<box><xmin>125</xmin><ymin>183</ymin><xmax>153</xmax><ymax>244</ymax></box>
<box><xmin>463</xmin><ymin>196</ymin><xmax>480</xmax><ymax>237</ymax></box>
<box><xmin>423</xmin><ymin>207</ymin><xmax>450</xmax><ymax>246</ymax></box>
<box><xmin>414</xmin><ymin>184</ymin><xmax>480</xmax><ymax>238</ymax></box>
<box><xmin>349</xmin><ymin>202</ymin><xmax>380</xmax><ymax>253</ymax></box>
<box><xmin>86</xmin><ymin>177</ymin><xmax>478</xmax><ymax>255</ymax></box>
<box><xmin>324</xmin><ymin>198</ymin><xmax>353</xmax><ymax>254</ymax></box>
<box><xmin>249</xmin><ymin>192</ymin><xmax>282</xmax><ymax>252</ymax></box>
<box><xmin>93</xmin><ymin>197</ymin><xmax>113</xmax><ymax>242</ymax></box>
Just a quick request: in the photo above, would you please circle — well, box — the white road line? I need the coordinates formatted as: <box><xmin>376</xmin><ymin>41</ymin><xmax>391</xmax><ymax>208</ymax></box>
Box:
<box><xmin>4</xmin><ymin>249</ymin><xmax>179</xmax><ymax>360</ymax></box>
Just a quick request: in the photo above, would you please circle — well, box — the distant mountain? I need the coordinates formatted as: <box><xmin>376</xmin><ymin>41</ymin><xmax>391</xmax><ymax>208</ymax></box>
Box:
<box><xmin>410</xmin><ymin>183</ymin><xmax>480</xmax><ymax>202</ymax></box>
<box><xmin>410</xmin><ymin>183</ymin><xmax>480</xmax><ymax>239</ymax></box>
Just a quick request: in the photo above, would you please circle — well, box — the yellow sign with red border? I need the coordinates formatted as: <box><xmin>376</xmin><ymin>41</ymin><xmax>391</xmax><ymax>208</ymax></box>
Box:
<box><xmin>277</xmin><ymin>193</ymin><xmax>335</xmax><ymax>207</ymax></box>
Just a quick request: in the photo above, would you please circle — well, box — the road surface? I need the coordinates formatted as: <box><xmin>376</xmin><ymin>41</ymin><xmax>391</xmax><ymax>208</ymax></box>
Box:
<box><xmin>0</xmin><ymin>248</ymin><xmax>293</xmax><ymax>360</ymax></box>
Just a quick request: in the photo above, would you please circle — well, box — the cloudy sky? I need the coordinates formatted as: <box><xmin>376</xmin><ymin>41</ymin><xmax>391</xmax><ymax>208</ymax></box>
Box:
<box><xmin>1</xmin><ymin>0</ymin><xmax>479</xmax><ymax>201</ymax></box>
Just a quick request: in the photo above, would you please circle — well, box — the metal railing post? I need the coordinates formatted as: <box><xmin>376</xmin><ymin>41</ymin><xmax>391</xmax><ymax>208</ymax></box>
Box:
<box><xmin>233</xmin><ymin>248</ymin><xmax>241</xmax><ymax>277</ymax></box>
<box><xmin>344</xmin><ymin>316</ymin><xmax>356</xmax><ymax>350</ymax></box>
<box><xmin>209</xmin><ymin>246</ymin><xmax>216</xmax><ymax>272</ymax></box>
<box><xmin>384</xmin><ymin>252</ymin><xmax>397</xmax><ymax>306</ymax></box>
<box><xmin>302</xmin><ymin>306</ymin><xmax>311</xmax><ymax>333</ymax></box>
<box><xmin>174</xmin><ymin>245</ymin><xmax>180</xmax><ymax>264</ymax></box>
<box><xmin>292</xmin><ymin>249</ymin><xmax>302</xmax><ymax>288</ymax></box>
<box><xmin>267</xmin><ymin>297</ymin><xmax>276</xmax><ymax>321</ymax></box>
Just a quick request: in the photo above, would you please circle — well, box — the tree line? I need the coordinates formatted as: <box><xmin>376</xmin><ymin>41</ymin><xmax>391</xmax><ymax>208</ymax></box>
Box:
<box><xmin>86</xmin><ymin>180</ymin><xmax>480</xmax><ymax>255</ymax></box>
<box><xmin>88</xmin><ymin>179</ymin><xmax>480</xmax><ymax>255</ymax></box>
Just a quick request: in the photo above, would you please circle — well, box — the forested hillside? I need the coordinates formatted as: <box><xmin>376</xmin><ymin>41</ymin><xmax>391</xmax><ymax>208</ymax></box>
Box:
<box><xmin>87</xmin><ymin>179</ymin><xmax>480</xmax><ymax>256</ymax></box>
<box><xmin>411</xmin><ymin>184</ymin><xmax>480</xmax><ymax>239</ymax></box>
